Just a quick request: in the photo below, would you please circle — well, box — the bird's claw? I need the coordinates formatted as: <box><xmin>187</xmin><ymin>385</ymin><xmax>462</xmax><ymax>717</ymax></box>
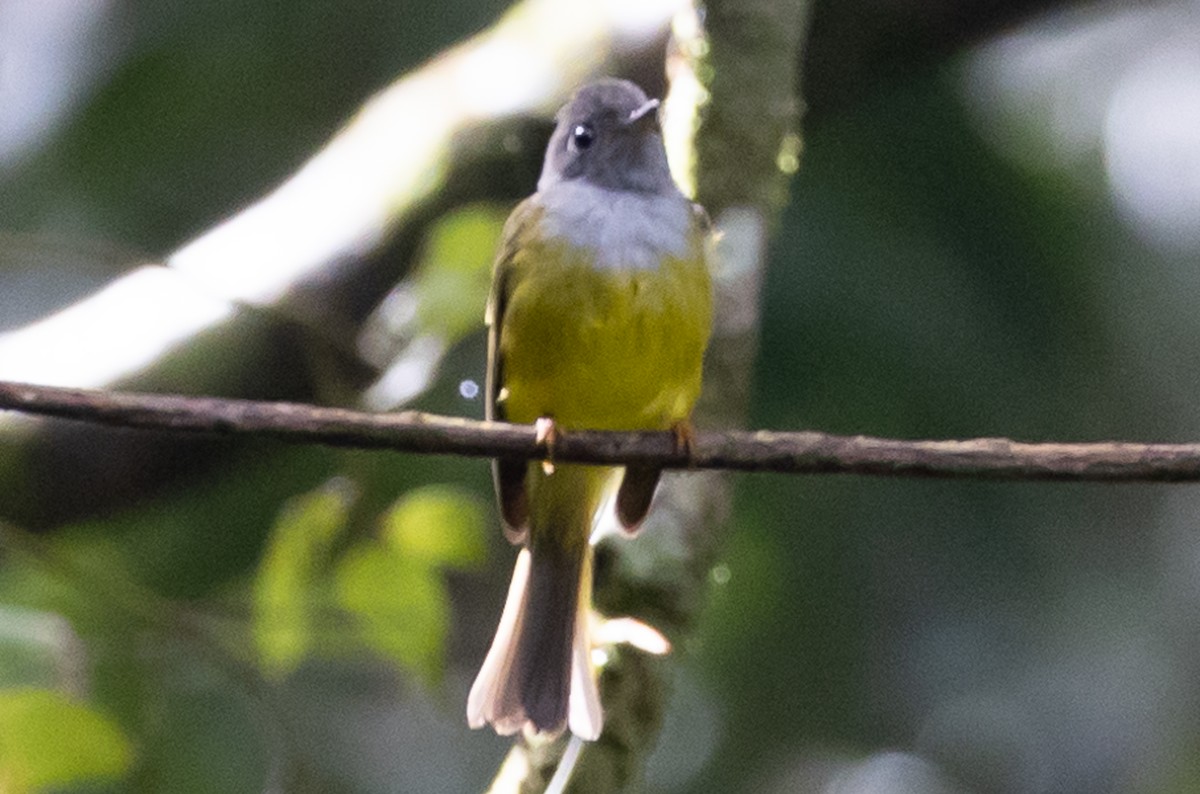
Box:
<box><xmin>672</xmin><ymin>419</ymin><xmax>696</xmax><ymax>465</ymax></box>
<box><xmin>536</xmin><ymin>417</ymin><xmax>558</xmax><ymax>475</ymax></box>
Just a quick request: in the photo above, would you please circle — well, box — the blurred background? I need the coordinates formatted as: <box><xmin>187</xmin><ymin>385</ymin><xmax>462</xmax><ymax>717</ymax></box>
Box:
<box><xmin>3</xmin><ymin>0</ymin><xmax>1200</xmax><ymax>791</ymax></box>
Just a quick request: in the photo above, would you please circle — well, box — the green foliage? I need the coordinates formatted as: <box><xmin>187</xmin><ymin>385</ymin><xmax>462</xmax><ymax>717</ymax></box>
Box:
<box><xmin>381</xmin><ymin>484</ymin><xmax>487</xmax><ymax>570</ymax></box>
<box><xmin>0</xmin><ymin>688</ymin><xmax>133</xmax><ymax>793</ymax></box>
<box><xmin>334</xmin><ymin>486</ymin><xmax>486</xmax><ymax>685</ymax></box>
<box><xmin>334</xmin><ymin>544</ymin><xmax>448</xmax><ymax>685</ymax></box>
<box><xmin>253</xmin><ymin>480</ymin><xmax>486</xmax><ymax>686</ymax></box>
<box><xmin>408</xmin><ymin>204</ymin><xmax>508</xmax><ymax>342</ymax></box>
<box><xmin>253</xmin><ymin>479</ymin><xmax>356</xmax><ymax>677</ymax></box>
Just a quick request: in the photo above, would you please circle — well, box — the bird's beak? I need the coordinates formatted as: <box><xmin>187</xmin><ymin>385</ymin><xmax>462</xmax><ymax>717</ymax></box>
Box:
<box><xmin>626</xmin><ymin>99</ymin><xmax>661</xmax><ymax>130</ymax></box>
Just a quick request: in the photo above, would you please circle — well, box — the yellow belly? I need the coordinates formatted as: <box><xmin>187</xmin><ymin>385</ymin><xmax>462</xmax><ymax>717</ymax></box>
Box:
<box><xmin>498</xmin><ymin>241</ymin><xmax>712</xmax><ymax>432</ymax></box>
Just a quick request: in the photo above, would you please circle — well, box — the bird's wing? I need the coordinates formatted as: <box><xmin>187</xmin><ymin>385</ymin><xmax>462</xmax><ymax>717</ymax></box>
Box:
<box><xmin>486</xmin><ymin>198</ymin><xmax>542</xmax><ymax>543</ymax></box>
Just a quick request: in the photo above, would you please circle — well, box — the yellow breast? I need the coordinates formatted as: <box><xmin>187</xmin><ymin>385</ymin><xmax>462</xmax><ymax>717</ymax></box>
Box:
<box><xmin>496</xmin><ymin>195</ymin><xmax>712</xmax><ymax>432</ymax></box>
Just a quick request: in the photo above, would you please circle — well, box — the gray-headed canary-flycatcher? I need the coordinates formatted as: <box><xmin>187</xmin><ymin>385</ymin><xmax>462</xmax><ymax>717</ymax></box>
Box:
<box><xmin>467</xmin><ymin>79</ymin><xmax>712</xmax><ymax>740</ymax></box>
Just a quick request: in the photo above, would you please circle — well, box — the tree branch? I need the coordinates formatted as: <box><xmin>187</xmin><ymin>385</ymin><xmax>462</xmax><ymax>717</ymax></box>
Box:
<box><xmin>0</xmin><ymin>0</ymin><xmax>686</xmax><ymax>527</ymax></box>
<box><xmin>3</xmin><ymin>381</ymin><xmax>1199</xmax><ymax>483</ymax></box>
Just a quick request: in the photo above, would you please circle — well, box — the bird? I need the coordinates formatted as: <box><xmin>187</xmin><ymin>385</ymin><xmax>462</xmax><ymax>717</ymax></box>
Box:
<box><xmin>467</xmin><ymin>78</ymin><xmax>713</xmax><ymax>741</ymax></box>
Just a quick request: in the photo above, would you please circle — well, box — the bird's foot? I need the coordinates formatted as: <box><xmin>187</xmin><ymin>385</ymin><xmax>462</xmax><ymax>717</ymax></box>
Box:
<box><xmin>671</xmin><ymin>419</ymin><xmax>697</xmax><ymax>465</ymax></box>
<box><xmin>535</xmin><ymin>416</ymin><xmax>558</xmax><ymax>475</ymax></box>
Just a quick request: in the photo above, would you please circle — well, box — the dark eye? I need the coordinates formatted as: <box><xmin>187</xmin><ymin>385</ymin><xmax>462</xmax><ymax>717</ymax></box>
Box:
<box><xmin>569</xmin><ymin>123</ymin><xmax>595</xmax><ymax>152</ymax></box>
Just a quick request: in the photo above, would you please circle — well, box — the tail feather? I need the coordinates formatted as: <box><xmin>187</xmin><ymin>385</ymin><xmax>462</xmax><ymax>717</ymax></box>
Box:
<box><xmin>467</xmin><ymin>549</ymin><xmax>532</xmax><ymax>735</ymax></box>
<box><xmin>467</xmin><ymin>546</ymin><xmax>602</xmax><ymax>739</ymax></box>
<box><xmin>514</xmin><ymin>539</ymin><xmax>581</xmax><ymax>732</ymax></box>
<box><xmin>569</xmin><ymin>554</ymin><xmax>602</xmax><ymax>740</ymax></box>
<box><xmin>469</xmin><ymin>465</ymin><xmax>608</xmax><ymax>739</ymax></box>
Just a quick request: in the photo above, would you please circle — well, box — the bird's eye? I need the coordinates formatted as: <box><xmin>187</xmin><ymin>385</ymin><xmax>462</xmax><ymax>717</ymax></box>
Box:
<box><xmin>569</xmin><ymin>123</ymin><xmax>595</xmax><ymax>152</ymax></box>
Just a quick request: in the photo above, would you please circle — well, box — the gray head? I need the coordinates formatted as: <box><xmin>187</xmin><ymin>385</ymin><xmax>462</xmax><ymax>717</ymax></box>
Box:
<box><xmin>537</xmin><ymin>79</ymin><xmax>677</xmax><ymax>195</ymax></box>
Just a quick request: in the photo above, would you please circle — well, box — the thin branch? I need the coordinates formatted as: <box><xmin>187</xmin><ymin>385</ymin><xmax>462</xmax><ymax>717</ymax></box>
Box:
<box><xmin>3</xmin><ymin>380</ymin><xmax>1199</xmax><ymax>482</ymax></box>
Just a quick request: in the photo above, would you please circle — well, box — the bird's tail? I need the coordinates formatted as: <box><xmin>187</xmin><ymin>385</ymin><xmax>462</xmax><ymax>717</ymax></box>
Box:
<box><xmin>467</xmin><ymin>465</ymin><xmax>607</xmax><ymax>740</ymax></box>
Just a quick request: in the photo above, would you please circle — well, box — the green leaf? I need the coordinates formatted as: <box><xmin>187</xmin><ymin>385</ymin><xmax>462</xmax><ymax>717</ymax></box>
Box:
<box><xmin>0</xmin><ymin>688</ymin><xmax>133</xmax><ymax>792</ymax></box>
<box><xmin>410</xmin><ymin>204</ymin><xmax>507</xmax><ymax>342</ymax></box>
<box><xmin>252</xmin><ymin>478</ymin><xmax>356</xmax><ymax>677</ymax></box>
<box><xmin>333</xmin><ymin>545</ymin><xmax>447</xmax><ymax>685</ymax></box>
<box><xmin>380</xmin><ymin>485</ymin><xmax>486</xmax><ymax>570</ymax></box>
<box><xmin>330</xmin><ymin>486</ymin><xmax>486</xmax><ymax>684</ymax></box>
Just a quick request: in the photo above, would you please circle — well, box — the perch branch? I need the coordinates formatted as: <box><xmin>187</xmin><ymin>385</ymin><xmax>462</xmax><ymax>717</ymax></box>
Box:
<box><xmin>2</xmin><ymin>381</ymin><xmax>1199</xmax><ymax>482</ymax></box>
